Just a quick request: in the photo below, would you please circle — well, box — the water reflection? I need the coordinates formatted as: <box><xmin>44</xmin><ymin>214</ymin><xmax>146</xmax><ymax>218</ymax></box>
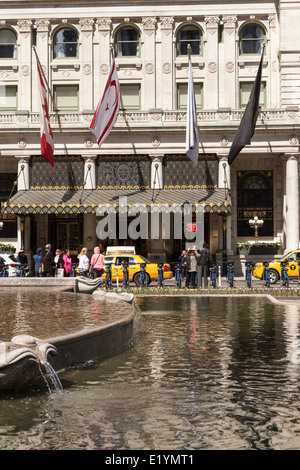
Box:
<box><xmin>0</xmin><ymin>288</ymin><xmax>131</xmax><ymax>342</ymax></box>
<box><xmin>0</xmin><ymin>294</ymin><xmax>300</xmax><ymax>450</ymax></box>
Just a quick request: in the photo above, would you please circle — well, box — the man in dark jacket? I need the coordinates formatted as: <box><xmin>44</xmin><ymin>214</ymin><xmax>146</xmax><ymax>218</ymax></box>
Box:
<box><xmin>41</xmin><ymin>244</ymin><xmax>55</xmax><ymax>277</ymax></box>
<box><xmin>197</xmin><ymin>243</ymin><xmax>212</xmax><ymax>288</ymax></box>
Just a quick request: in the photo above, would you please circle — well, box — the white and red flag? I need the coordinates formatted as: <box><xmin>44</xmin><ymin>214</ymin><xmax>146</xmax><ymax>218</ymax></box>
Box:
<box><xmin>36</xmin><ymin>57</ymin><xmax>54</xmax><ymax>169</ymax></box>
<box><xmin>90</xmin><ymin>59</ymin><xmax>120</xmax><ymax>147</ymax></box>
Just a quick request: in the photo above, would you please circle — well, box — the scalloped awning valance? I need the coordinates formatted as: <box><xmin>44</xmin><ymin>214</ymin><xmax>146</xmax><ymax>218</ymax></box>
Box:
<box><xmin>1</xmin><ymin>188</ymin><xmax>231</xmax><ymax>215</ymax></box>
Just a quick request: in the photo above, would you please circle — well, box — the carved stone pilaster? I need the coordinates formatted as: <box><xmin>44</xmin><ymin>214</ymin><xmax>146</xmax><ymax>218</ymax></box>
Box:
<box><xmin>160</xmin><ymin>17</ymin><xmax>174</xmax><ymax>35</ymax></box>
<box><xmin>97</xmin><ymin>18</ymin><xmax>112</xmax><ymax>36</ymax></box>
<box><xmin>35</xmin><ymin>19</ymin><xmax>50</xmax><ymax>32</ymax></box>
<box><xmin>79</xmin><ymin>18</ymin><xmax>94</xmax><ymax>33</ymax></box>
<box><xmin>17</xmin><ymin>20</ymin><xmax>32</xmax><ymax>33</ymax></box>
<box><xmin>142</xmin><ymin>17</ymin><xmax>157</xmax><ymax>36</ymax></box>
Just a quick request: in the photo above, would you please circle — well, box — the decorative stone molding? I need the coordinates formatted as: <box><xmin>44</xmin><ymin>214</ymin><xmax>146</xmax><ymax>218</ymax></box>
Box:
<box><xmin>100</xmin><ymin>64</ymin><xmax>109</xmax><ymax>75</ymax></box>
<box><xmin>223</xmin><ymin>15</ymin><xmax>237</xmax><ymax>34</ymax></box>
<box><xmin>152</xmin><ymin>138</ymin><xmax>161</xmax><ymax>147</ymax></box>
<box><xmin>162</xmin><ymin>62</ymin><xmax>171</xmax><ymax>74</ymax></box>
<box><xmin>84</xmin><ymin>140</ymin><xmax>94</xmax><ymax>148</ymax></box>
<box><xmin>142</xmin><ymin>17</ymin><xmax>156</xmax><ymax>35</ymax></box>
<box><xmin>220</xmin><ymin>138</ymin><xmax>229</xmax><ymax>147</ymax></box>
<box><xmin>268</xmin><ymin>14</ymin><xmax>276</xmax><ymax>29</ymax></box>
<box><xmin>289</xmin><ymin>136</ymin><xmax>299</xmax><ymax>146</ymax></box>
<box><xmin>97</xmin><ymin>18</ymin><xmax>112</xmax><ymax>36</ymax></box>
<box><xmin>83</xmin><ymin>64</ymin><xmax>92</xmax><ymax>75</ymax></box>
<box><xmin>35</xmin><ymin>19</ymin><xmax>50</xmax><ymax>32</ymax></box>
<box><xmin>160</xmin><ymin>17</ymin><xmax>174</xmax><ymax>35</ymax></box>
<box><xmin>79</xmin><ymin>18</ymin><xmax>94</xmax><ymax>31</ymax></box>
<box><xmin>18</xmin><ymin>139</ymin><xmax>27</xmax><ymax>149</ymax></box>
<box><xmin>145</xmin><ymin>62</ymin><xmax>154</xmax><ymax>74</ymax></box>
<box><xmin>21</xmin><ymin>65</ymin><xmax>30</xmax><ymax>76</ymax></box>
<box><xmin>205</xmin><ymin>16</ymin><xmax>219</xmax><ymax>28</ymax></box>
<box><xmin>226</xmin><ymin>61</ymin><xmax>234</xmax><ymax>73</ymax></box>
<box><xmin>17</xmin><ymin>20</ymin><xmax>32</xmax><ymax>32</ymax></box>
<box><xmin>208</xmin><ymin>61</ymin><xmax>217</xmax><ymax>73</ymax></box>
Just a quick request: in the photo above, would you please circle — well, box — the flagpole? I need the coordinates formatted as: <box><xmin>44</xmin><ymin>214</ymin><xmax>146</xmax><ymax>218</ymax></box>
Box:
<box><xmin>33</xmin><ymin>46</ymin><xmax>57</xmax><ymax>111</ymax></box>
<box><xmin>185</xmin><ymin>43</ymin><xmax>199</xmax><ymax>167</ymax></box>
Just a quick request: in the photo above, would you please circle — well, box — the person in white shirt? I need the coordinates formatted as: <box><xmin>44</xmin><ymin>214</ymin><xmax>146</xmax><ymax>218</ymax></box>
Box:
<box><xmin>78</xmin><ymin>247</ymin><xmax>90</xmax><ymax>276</ymax></box>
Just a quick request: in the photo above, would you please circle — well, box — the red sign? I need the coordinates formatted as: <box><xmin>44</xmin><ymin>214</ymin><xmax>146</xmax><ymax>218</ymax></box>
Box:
<box><xmin>187</xmin><ymin>223</ymin><xmax>197</xmax><ymax>232</ymax></box>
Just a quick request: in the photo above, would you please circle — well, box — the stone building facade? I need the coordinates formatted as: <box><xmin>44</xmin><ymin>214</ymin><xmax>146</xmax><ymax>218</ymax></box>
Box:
<box><xmin>0</xmin><ymin>0</ymin><xmax>299</xmax><ymax>271</ymax></box>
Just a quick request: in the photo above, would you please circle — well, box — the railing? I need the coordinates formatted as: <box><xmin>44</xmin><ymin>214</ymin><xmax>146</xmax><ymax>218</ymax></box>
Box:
<box><xmin>0</xmin><ymin>108</ymin><xmax>298</xmax><ymax>128</ymax></box>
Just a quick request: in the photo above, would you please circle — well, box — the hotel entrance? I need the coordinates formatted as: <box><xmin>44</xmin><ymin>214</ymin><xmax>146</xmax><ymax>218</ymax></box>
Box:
<box><xmin>49</xmin><ymin>215</ymin><xmax>83</xmax><ymax>258</ymax></box>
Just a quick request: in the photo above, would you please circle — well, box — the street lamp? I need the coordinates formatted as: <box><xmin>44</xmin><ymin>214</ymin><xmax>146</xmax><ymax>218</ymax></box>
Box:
<box><xmin>249</xmin><ymin>216</ymin><xmax>264</xmax><ymax>244</ymax></box>
<box><xmin>0</xmin><ymin>221</ymin><xmax>3</xmax><ymax>230</ymax></box>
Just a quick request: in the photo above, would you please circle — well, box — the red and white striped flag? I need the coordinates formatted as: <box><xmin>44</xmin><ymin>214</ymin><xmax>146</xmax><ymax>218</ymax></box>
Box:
<box><xmin>90</xmin><ymin>59</ymin><xmax>120</xmax><ymax>147</ymax></box>
<box><xmin>37</xmin><ymin>58</ymin><xmax>54</xmax><ymax>168</ymax></box>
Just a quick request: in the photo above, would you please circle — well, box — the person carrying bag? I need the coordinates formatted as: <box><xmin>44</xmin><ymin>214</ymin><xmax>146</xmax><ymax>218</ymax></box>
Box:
<box><xmin>91</xmin><ymin>247</ymin><xmax>105</xmax><ymax>278</ymax></box>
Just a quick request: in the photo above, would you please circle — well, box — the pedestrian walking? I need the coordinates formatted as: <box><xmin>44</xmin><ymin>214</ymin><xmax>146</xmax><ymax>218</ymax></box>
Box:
<box><xmin>63</xmin><ymin>249</ymin><xmax>73</xmax><ymax>277</ymax></box>
<box><xmin>91</xmin><ymin>246</ymin><xmax>105</xmax><ymax>278</ymax></box>
<box><xmin>197</xmin><ymin>243</ymin><xmax>212</xmax><ymax>289</ymax></box>
<box><xmin>179</xmin><ymin>250</ymin><xmax>187</xmax><ymax>279</ymax></box>
<box><xmin>41</xmin><ymin>244</ymin><xmax>55</xmax><ymax>277</ymax></box>
<box><xmin>185</xmin><ymin>249</ymin><xmax>199</xmax><ymax>288</ymax></box>
<box><xmin>33</xmin><ymin>247</ymin><xmax>42</xmax><ymax>277</ymax></box>
<box><xmin>77</xmin><ymin>247</ymin><xmax>90</xmax><ymax>276</ymax></box>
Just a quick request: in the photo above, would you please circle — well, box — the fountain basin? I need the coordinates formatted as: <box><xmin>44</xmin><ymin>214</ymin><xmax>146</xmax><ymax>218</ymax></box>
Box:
<box><xmin>0</xmin><ymin>289</ymin><xmax>138</xmax><ymax>391</ymax></box>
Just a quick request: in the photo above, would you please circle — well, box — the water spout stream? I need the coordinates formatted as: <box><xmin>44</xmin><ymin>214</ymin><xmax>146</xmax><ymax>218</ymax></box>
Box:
<box><xmin>39</xmin><ymin>361</ymin><xmax>63</xmax><ymax>393</ymax></box>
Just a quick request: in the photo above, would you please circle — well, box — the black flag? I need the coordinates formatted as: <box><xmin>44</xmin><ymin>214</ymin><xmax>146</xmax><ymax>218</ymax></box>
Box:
<box><xmin>228</xmin><ymin>46</ymin><xmax>265</xmax><ymax>165</ymax></box>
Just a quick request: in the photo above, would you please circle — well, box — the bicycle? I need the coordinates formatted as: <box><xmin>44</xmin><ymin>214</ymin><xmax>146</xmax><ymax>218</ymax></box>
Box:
<box><xmin>122</xmin><ymin>262</ymin><xmax>129</xmax><ymax>288</ymax></box>
<box><xmin>227</xmin><ymin>262</ymin><xmax>234</xmax><ymax>288</ymax></box>
<box><xmin>245</xmin><ymin>262</ymin><xmax>253</xmax><ymax>289</ymax></box>
<box><xmin>157</xmin><ymin>263</ymin><xmax>164</xmax><ymax>288</ymax></box>
<box><xmin>280</xmin><ymin>261</ymin><xmax>289</xmax><ymax>288</ymax></box>
<box><xmin>139</xmin><ymin>263</ymin><xmax>147</xmax><ymax>287</ymax></box>
<box><xmin>262</xmin><ymin>262</ymin><xmax>270</xmax><ymax>288</ymax></box>
<box><xmin>104</xmin><ymin>264</ymin><xmax>112</xmax><ymax>289</ymax></box>
<box><xmin>210</xmin><ymin>263</ymin><xmax>217</xmax><ymax>288</ymax></box>
<box><xmin>175</xmin><ymin>263</ymin><xmax>182</xmax><ymax>288</ymax></box>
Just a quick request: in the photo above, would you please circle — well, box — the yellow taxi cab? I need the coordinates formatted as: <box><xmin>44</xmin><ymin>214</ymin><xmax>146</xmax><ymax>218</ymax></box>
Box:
<box><xmin>102</xmin><ymin>253</ymin><xmax>173</xmax><ymax>286</ymax></box>
<box><xmin>252</xmin><ymin>250</ymin><xmax>300</xmax><ymax>284</ymax></box>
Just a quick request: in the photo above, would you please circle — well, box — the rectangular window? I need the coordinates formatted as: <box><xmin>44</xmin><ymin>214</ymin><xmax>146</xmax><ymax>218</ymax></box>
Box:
<box><xmin>177</xmin><ymin>83</ymin><xmax>203</xmax><ymax>109</ymax></box>
<box><xmin>0</xmin><ymin>85</ymin><xmax>17</xmax><ymax>110</ymax></box>
<box><xmin>240</xmin><ymin>81</ymin><xmax>266</xmax><ymax>108</ymax></box>
<box><xmin>54</xmin><ymin>85</ymin><xmax>79</xmax><ymax>110</ymax></box>
<box><xmin>120</xmin><ymin>84</ymin><xmax>141</xmax><ymax>109</ymax></box>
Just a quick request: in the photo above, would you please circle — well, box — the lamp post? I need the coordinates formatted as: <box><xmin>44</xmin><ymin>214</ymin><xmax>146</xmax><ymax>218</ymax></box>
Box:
<box><xmin>249</xmin><ymin>216</ymin><xmax>264</xmax><ymax>244</ymax></box>
<box><xmin>0</xmin><ymin>221</ymin><xmax>3</xmax><ymax>231</ymax></box>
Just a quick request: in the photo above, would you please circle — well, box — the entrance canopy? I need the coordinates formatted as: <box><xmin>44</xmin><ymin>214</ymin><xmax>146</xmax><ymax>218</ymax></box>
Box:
<box><xmin>1</xmin><ymin>188</ymin><xmax>231</xmax><ymax>215</ymax></box>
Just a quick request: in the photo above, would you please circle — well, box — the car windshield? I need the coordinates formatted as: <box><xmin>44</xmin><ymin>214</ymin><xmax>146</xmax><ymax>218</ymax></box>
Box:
<box><xmin>283</xmin><ymin>252</ymin><xmax>300</xmax><ymax>262</ymax></box>
<box><xmin>8</xmin><ymin>255</ymin><xmax>19</xmax><ymax>263</ymax></box>
<box><xmin>139</xmin><ymin>256</ymin><xmax>151</xmax><ymax>264</ymax></box>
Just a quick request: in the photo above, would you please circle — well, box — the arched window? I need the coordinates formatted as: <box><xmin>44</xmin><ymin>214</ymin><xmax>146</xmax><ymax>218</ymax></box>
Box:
<box><xmin>0</xmin><ymin>29</ymin><xmax>17</xmax><ymax>59</ymax></box>
<box><xmin>114</xmin><ymin>27</ymin><xmax>140</xmax><ymax>57</ymax></box>
<box><xmin>53</xmin><ymin>27</ymin><xmax>78</xmax><ymax>58</ymax></box>
<box><xmin>176</xmin><ymin>25</ymin><xmax>202</xmax><ymax>56</ymax></box>
<box><xmin>239</xmin><ymin>23</ymin><xmax>265</xmax><ymax>54</ymax></box>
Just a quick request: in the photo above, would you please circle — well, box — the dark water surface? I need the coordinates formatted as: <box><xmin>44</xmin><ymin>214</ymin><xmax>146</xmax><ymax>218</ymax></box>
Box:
<box><xmin>0</xmin><ymin>293</ymin><xmax>300</xmax><ymax>450</ymax></box>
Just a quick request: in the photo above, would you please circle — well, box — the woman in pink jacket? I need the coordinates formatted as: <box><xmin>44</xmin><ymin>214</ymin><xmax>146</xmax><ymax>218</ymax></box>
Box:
<box><xmin>91</xmin><ymin>246</ymin><xmax>105</xmax><ymax>278</ymax></box>
<box><xmin>63</xmin><ymin>249</ymin><xmax>73</xmax><ymax>277</ymax></box>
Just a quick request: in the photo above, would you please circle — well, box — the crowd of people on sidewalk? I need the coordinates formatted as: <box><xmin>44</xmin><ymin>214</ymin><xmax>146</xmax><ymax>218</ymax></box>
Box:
<box><xmin>19</xmin><ymin>242</ymin><xmax>212</xmax><ymax>286</ymax></box>
<box><xmin>31</xmin><ymin>244</ymin><xmax>105</xmax><ymax>279</ymax></box>
<box><xmin>179</xmin><ymin>244</ymin><xmax>213</xmax><ymax>289</ymax></box>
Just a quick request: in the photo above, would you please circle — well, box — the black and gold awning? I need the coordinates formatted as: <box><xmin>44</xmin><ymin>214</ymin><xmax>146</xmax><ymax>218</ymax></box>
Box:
<box><xmin>1</xmin><ymin>188</ymin><xmax>231</xmax><ymax>216</ymax></box>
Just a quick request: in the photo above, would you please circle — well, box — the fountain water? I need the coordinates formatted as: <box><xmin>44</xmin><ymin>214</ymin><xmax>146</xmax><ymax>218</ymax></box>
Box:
<box><xmin>39</xmin><ymin>361</ymin><xmax>63</xmax><ymax>393</ymax></box>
